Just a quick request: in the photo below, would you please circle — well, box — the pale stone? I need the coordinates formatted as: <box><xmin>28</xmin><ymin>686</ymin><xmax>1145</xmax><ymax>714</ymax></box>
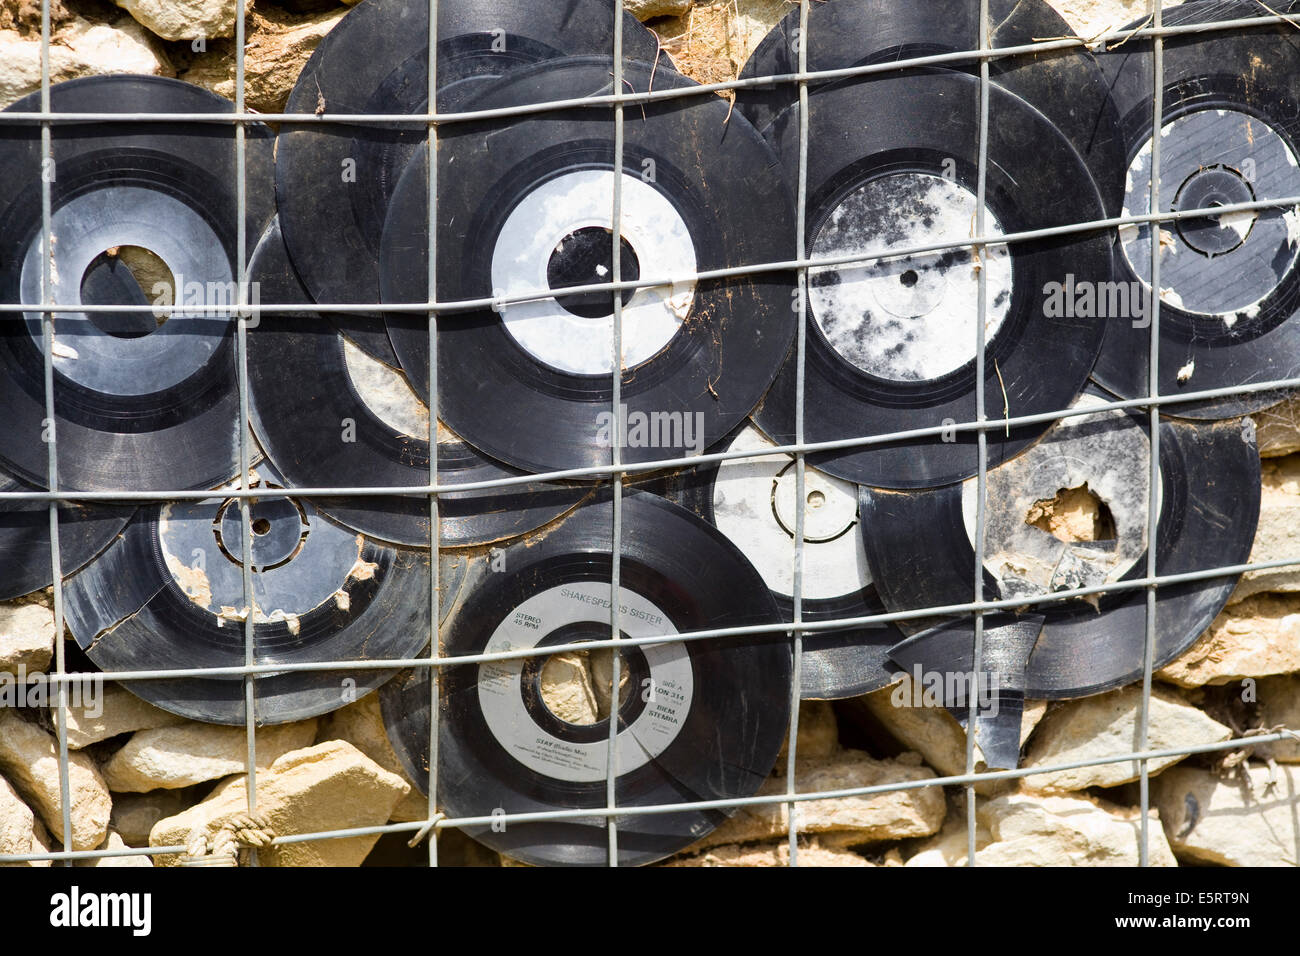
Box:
<box><xmin>1229</xmin><ymin>454</ymin><xmax>1300</xmax><ymax>602</ymax></box>
<box><xmin>1254</xmin><ymin>674</ymin><xmax>1300</xmax><ymax>763</ymax></box>
<box><xmin>691</xmin><ymin>750</ymin><xmax>945</xmax><ymax>851</ymax></box>
<box><xmin>64</xmin><ymin>684</ymin><xmax>186</xmax><ymax>750</ymax></box>
<box><xmin>1153</xmin><ymin>763</ymin><xmax>1300</xmax><ymax>867</ymax></box>
<box><xmin>0</xmin><ymin>16</ymin><xmax>171</xmax><ymax>110</ymax></box>
<box><xmin>109</xmin><ymin>789</ymin><xmax>195</xmax><ymax>847</ymax></box>
<box><xmin>77</xmin><ymin>830</ymin><xmax>152</xmax><ymax>867</ymax></box>
<box><xmin>1022</xmin><ymin>686</ymin><xmax>1232</xmax><ymax>791</ymax></box>
<box><xmin>774</xmin><ymin>700</ymin><xmax>840</xmax><ymax>769</ymax></box>
<box><xmin>0</xmin><ymin>773</ymin><xmax>50</xmax><ymax>866</ymax></box>
<box><xmin>316</xmin><ymin>694</ymin><xmax>425</xmax><ymax>823</ymax></box>
<box><xmin>0</xmin><ymin>711</ymin><xmax>110</xmax><ymax>851</ymax></box>
<box><xmin>1158</xmin><ymin>593</ymin><xmax>1300</xmax><ymax>687</ymax></box>
<box><xmin>182</xmin><ymin>4</ymin><xmax>348</xmax><ymax>114</ymax></box>
<box><xmin>1044</xmin><ymin>0</ymin><xmax>1184</xmax><ymax>40</ymax></box>
<box><xmin>102</xmin><ymin>719</ymin><xmax>318</xmax><ymax>792</ymax></box>
<box><xmin>113</xmin><ymin>0</ymin><xmax>235</xmax><ymax>41</ymax></box>
<box><xmin>907</xmin><ymin>793</ymin><xmax>1177</xmax><ymax>867</ymax></box>
<box><xmin>652</xmin><ymin>0</ymin><xmax>787</xmax><ymax>87</ymax></box>
<box><xmin>665</xmin><ymin>839</ymin><xmax>872</xmax><ymax>867</ymax></box>
<box><xmin>0</xmin><ymin>602</ymin><xmax>54</xmax><ymax>675</ymax></box>
<box><xmin>627</xmin><ymin>0</ymin><xmax>693</xmax><ymax>21</ymax></box>
<box><xmin>150</xmin><ymin>740</ymin><xmax>410</xmax><ymax>867</ymax></box>
<box><xmin>1253</xmin><ymin>395</ymin><xmax>1300</xmax><ymax>458</ymax></box>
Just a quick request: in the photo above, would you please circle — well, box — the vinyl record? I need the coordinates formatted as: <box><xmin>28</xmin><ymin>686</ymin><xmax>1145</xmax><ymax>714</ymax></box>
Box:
<box><xmin>1095</xmin><ymin>0</ymin><xmax>1300</xmax><ymax>418</ymax></box>
<box><xmin>860</xmin><ymin>389</ymin><xmax>1261</xmax><ymax>698</ymax></box>
<box><xmin>0</xmin><ymin>75</ymin><xmax>275</xmax><ymax>493</ymax></box>
<box><xmin>62</xmin><ymin>463</ymin><xmax>452</xmax><ymax>725</ymax></box>
<box><xmin>750</xmin><ymin>70</ymin><xmax>1114</xmax><ymax>489</ymax></box>
<box><xmin>275</xmin><ymin>0</ymin><xmax>668</xmax><ymax>366</ymax></box>
<box><xmin>736</xmin><ymin>0</ymin><xmax>1127</xmax><ymax>216</ymax></box>
<box><xmin>380</xmin><ymin>490</ymin><xmax>792</xmax><ymax>867</ymax></box>
<box><xmin>380</xmin><ymin>56</ymin><xmax>797</xmax><ymax>476</ymax></box>
<box><xmin>654</xmin><ymin>422</ymin><xmax>901</xmax><ymax>699</ymax></box>
<box><xmin>246</xmin><ymin>218</ymin><xmax>590</xmax><ymax>549</ymax></box>
<box><xmin>0</xmin><ymin>466</ymin><xmax>134</xmax><ymax>601</ymax></box>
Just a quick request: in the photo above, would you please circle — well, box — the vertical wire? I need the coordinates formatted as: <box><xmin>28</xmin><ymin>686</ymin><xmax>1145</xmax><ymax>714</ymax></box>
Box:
<box><xmin>233</xmin><ymin>0</ymin><xmax>260</xmax><ymax>865</ymax></box>
<box><xmin>965</xmin><ymin>0</ymin><xmax>992</xmax><ymax>866</ymax></box>
<box><xmin>425</xmin><ymin>0</ymin><xmax>442</xmax><ymax>868</ymax></box>
<box><xmin>785</xmin><ymin>0</ymin><xmax>812</xmax><ymax>868</ymax></box>
<box><xmin>39</xmin><ymin>0</ymin><xmax>73</xmax><ymax>863</ymax></box>
<box><xmin>605</xmin><ymin>0</ymin><xmax>627</xmax><ymax>869</ymax></box>
<box><xmin>1139</xmin><ymin>0</ymin><xmax>1165</xmax><ymax>869</ymax></box>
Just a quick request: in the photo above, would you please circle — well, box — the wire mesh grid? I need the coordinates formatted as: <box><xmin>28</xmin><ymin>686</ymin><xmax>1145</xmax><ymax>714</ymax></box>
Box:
<box><xmin>0</xmin><ymin>0</ymin><xmax>1297</xmax><ymax>868</ymax></box>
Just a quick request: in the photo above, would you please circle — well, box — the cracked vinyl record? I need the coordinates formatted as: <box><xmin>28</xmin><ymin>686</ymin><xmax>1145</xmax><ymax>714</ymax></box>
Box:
<box><xmin>860</xmin><ymin>388</ymin><xmax>1261</xmax><ymax>699</ymax></box>
<box><xmin>654</xmin><ymin>422</ymin><xmax>902</xmax><ymax>700</ymax></box>
<box><xmin>275</xmin><ymin>0</ymin><xmax>668</xmax><ymax>366</ymax></box>
<box><xmin>751</xmin><ymin>69</ymin><xmax>1115</xmax><ymax>489</ymax></box>
<box><xmin>737</xmin><ymin>0</ymin><xmax>1127</xmax><ymax>216</ymax></box>
<box><xmin>62</xmin><ymin>462</ymin><xmax>456</xmax><ymax>725</ymax></box>
<box><xmin>380</xmin><ymin>490</ymin><xmax>792</xmax><ymax>867</ymax></box>
<box><xmin>246</xmin><ymin>218</ymin><xmax>590</xmax><ymax>549</ymax></box>
<box><xmin>1095</xmin><ymin>0</ymin><xmax>1300</xmax><ymax>418</ymax></box>
<box><xmin>0</xmin><ymin>75</ymin><xmax>275</xmax><ymax>493</ymax></box>
<box><xmin>380</xmin><ymin>56</ymin><xmax>797</xmax><ymax>476</ymax></box>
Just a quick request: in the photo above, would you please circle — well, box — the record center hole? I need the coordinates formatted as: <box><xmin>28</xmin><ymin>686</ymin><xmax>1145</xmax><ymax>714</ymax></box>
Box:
<box><xmin>546</xmin><ymin>227</ymin><xmax>640</xmax><ymax>319</ymax></box>
<box><xmin>807</xmin><ymin>490</ymin><xmax>826</xmax><ymax>509</ymax></box>
<box><xmin>251</xmin><ymin>518</ymin><xmax>272</xmax><ymax>536</ymax></box>
<box><xmin>538</xmin><ymin>647</ymin><xmax>631</xmax><ymax>726</ymax></box>
<box><xmin>899</xmin><ymin>269</ymin><xmax>919</xmax><ymax>287</ymax></box>
<box><xmin>79</xmin><ymin>246</ymin><xmax>174</xmax><ymax>337</ymax></box>
<box><xmin>1025</xmin><ymin>483</ymin><xmax>1116</xmax><ymax>543</ymax></box>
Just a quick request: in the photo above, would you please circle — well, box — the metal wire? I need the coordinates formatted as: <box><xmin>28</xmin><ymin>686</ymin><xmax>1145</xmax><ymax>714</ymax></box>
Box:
<box><xmin>7</xmin><ymin>0</ymin><xmax>1300</xmax><ymax>869</ymax></box>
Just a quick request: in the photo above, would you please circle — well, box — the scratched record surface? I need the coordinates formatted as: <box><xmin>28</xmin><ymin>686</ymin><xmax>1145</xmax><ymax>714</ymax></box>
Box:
<box><xmin>0</xmin><ymin>76</ymin><xmax>275</xmax><ymax>492</ymax></box>
<box><xmin>276</xmin><ymin>0</ymin><xmax>668</xmax><ymax>366</ymax></box>
<box><xmin>246</xmin><ymin>218</ymin><xmax>588</xmax><ymax>549</ymax></box>
<box><xmin>380</xmin><ymin>490</ymin><xmax>792</xmax><ymax>867</ymax></box>
<box><xmin>859</xmin><ymin>389</ymin><xmax>1261</xmax><ymax>698</ymax></box>
<box><xmin>751</xmin><ymin>71</ymin><xmax>1113</xmax><ymax>489</ymax></box>
<box><xmin>62</xmin><ymin>462</ymin><xmax>447</xmax><ymax>725</ymax></box>
<box><xmin>381</xmin><ymin>56</ymin><xmax>796</xmax><ymax>476</ymax></box>
<box><xmin>653</xmin><ymin>422</ymin><xmax>901</xmax><ymax>699</ymax></box>
<box><xmin>1094</xmin><ymin>0</ymin><xmax>1300</xmax><ymax>419</ymax></box>
<box><xmin>736</xmin><ymin>0</ymin><xmax>1126</xmax><ymax>216</ymax></box>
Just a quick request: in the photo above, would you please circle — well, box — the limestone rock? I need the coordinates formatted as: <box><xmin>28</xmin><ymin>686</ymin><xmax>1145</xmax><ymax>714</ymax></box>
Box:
<box><xmin>1158</xmin><ymin>593</ymin><xmax>1300</xmax><ymax>687</ymax></box>
<box><xmin>1022</xmin><ymin>686</ymin><xmax>1232</xmax><ymax>791</ymax></box>
<box><xmin>150</xmin><ymin>740</ymin><xmax>410</xmax><ymax>867</ymax></box>
<box><xmin>182</xmin><ymin>4</ymin><xmax>348</xmax><ymax>113</ymax></box>
<box><xmin>316</xmin><ymin>694</ymin><xmax>425</xmax><ymax>822</ymax></box>
<box><xmin>0</xmin><ymin>15</ymin><xmax>171</xmax><ymax>110</ymax></box>
<box><xmin>0</xmin><ymin>773</ymin><xmax>49</xmax><ymax>866</ymax></box>
<box><xmin>64</xmin><ymin>684</ymin><xmax>186</xmax><ymax>750</ymax></box>
<box><xmin>1253</xmin><ymin>395</ymin><xmax>1300</xmax><ymax>458</ymax></box>
<box><xmin>0</xmin><ymin>602</ymin><xmax>54</xmax><ymax>675</ymax></box>
<box><xmin>691</xmin><ymin>750</ymin><xmax>945</xmax><ymax>850</ymax></box>
<box><xmin>1045</xmin><ymin>0</ymin><xmax>1184</xmax><ymax>40</ymax></box>
<box><xmin>1254</xmin><ymin>674</ymin><xmax>1300</xmax><ymax>763</ymax></box>
<box><xmin>76</xmin><ymin>830</ymin><xmax>152</xmax><ymax>868</ymax></box>
<box><xmin>627</xmin><ymin>0</ymin><xmax>693</xmax><ymax>21</ymax></box>
<box><xmin>773</xmin><ymin>700</ymin><xmax>840</xmax><ymax>769</ymax></box>
<box><xmin>907</xmin><ymin>793</ymin><xmax>1177</xmax><ymax>867</ymax></box>
<box><xmin>1153</xmin><ymin>763</ymin><xmax>1300</xmax><ymax>866</ymax></box>
<box><xmin>1229</xmin><ymin>454</ymin><xmax>1300</xmax><ymax>602</ymax></box>
<box><xmin>102</xmin><ymin>719</ymin><xmax>318</xmax><ymax>792</ymax></box>
<box><xmin>652</xmin><ymin>0</ymin><xmax>787</xmax><ymax>87</ymax></box>
<box><xmin>113</xmin><ymin>0</ymin><xmax>236</xmax><ymax>41</ymax></box>
<box><xmin>109</xmin><ymin>789</ymin><xmax>196</xmax><ymax>847</ymax></box>
<box><xmin>0</xmin><ymin>711</ymin><xmax>110</xmax><ymax>851</ymax></box>
<box><xmin>665</xmin><ymin>839</ymin><xmax>873</xmax><ymax>867</ymax></box>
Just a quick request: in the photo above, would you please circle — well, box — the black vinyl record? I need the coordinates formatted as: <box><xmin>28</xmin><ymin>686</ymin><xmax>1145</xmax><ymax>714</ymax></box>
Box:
<box><xmin>246</xmin><ymin>218</ymin><xmax>590</xmax><ymax>549</ymax></box>
<box><xmin>859</xmin><ymin>391</ymin><xmax>1261</xmax><ymax>699</ymax></box>
<box><xmin>1095</xmin><ymin>0</ymin><xmax>1300</xmax><ymax>418</ymax></box>
<box><xmin>380</xmin><ymin>56</ymin><xmax>797</xmax><ymax>476</ymax></box>
<box><xmin>751</xmin><ymin>70</ymin><xmax>1114</xmax><ymax>489</ymax></box>
<box><xmin>0</xmin><ymin>75</ymin><xmax>274</xmax><ymax>493</ymax></box>
<box><xmin>0</xmin><ymin>466</ymin><xmax>133</xmax><ymax>601</ymax></box>
<box><xmin>380</xmin><ymin>490</ymin><xmax>792</xmax><ymax>867</ymax></box>
<box><xmin>62</xmin><ymin>462</ymin><xmax>449</xmax><ymax>725</ymax></box>
<box><xmin>652</xmin><ymin>421</ymin><xmax>901</xmax><ymax>700</ymax></box>
<box><xmin>736</xmin><ymin>0</ymin><xmax>1127</xmax><ymax>217</ymax></box>
<box><xmin>275</xmin><ymin>0</ymin><xmax>668</xmax><ymax>366</ymax></box>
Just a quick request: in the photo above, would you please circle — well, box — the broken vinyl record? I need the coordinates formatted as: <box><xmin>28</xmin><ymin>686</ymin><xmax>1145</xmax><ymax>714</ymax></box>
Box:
<box><xmin>246</xmin><ymin>218</ymin><xmax>590</xmax><ymax>549</ymax></box>
<box><xmin>654</xmin><ymin>422</ymin><xmax>902</xmax><ymax>699</ymax></box>
<box><xmin>751</xmin><ymin>70</ymin><xmax>1115</xmax><ymax>489</ymax></box>
<box><xmin>859</xmin><ymin>388</ymin><xmax>1261</xmax><ymax>698</ymax></box>
<box><xmin>0</xmin><ymin>75</ymin><xmax>275</xmax><ymax>492</ymax></box>
<box><xmin>275</xmin><ymin>0</ymin><xmax>668</xmax><ymax>366</ymax></box>
<box><xmin>380</xmin><ymin>56</ymin><xmax>796</xmax><ymax>476</ymax></box>
<box><xmin>62</xmin><ymin>462</ymin><xmax>452</xmax><ymax>725</ymax></box>
<box><xmin>737</xmin><ymin>0</ymin><xmax>1127</xmax><ymax>216</ymax></box>
<box><xmin>380</xmin><ymin>489</ymin><xmax>792</xmax><ymax>867</ymax></box>
<box><xmin>1095</xmin><ymin>0</ymin><xmax>1300</xmax><ymax>418</ymax></box>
